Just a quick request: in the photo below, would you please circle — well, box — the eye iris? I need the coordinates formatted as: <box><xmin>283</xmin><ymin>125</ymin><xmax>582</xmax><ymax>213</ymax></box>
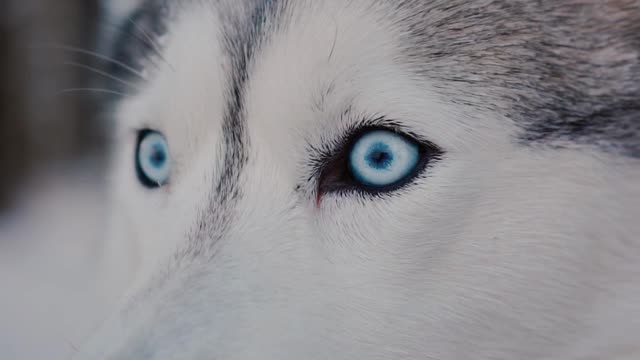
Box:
<box><xmin>136</xmin><ymin>131</ymin><xmax>170</xmax><ymax>188</ymax></box>
<box><xmin>349</xmin><ymin>130</ymin><xmax>419</xmax><ymax>188</ymax></box>
<box><xmin>366</xmin><ymin>143</ymin><xmax>394</xmax><ymax>170</ymax></box>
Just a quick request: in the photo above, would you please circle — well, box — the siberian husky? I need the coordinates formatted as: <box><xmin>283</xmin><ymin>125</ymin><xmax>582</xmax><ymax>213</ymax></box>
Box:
<box><xmin>78</xmin><ymin>0</ymin><xmax>640</xmax><ymax>358</ymax></box>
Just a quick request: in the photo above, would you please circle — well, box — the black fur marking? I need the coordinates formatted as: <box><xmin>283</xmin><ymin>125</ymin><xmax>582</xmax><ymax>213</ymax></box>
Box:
<box><xmin>180</xmin><ymin>0</ymin><xmax>284</xmax><ymax>260</ymax></box>
<box><xmin>122</xmin><ymin>1</ymin><xmax>289</xmax><ymax>305</ymax></box>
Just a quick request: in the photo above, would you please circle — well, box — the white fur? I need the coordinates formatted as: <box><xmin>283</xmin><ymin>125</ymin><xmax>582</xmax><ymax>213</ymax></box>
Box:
<box><xmin>75</xmin><ymin>1</ymin><xmax>640</xmax><ymax>359</ymax></box>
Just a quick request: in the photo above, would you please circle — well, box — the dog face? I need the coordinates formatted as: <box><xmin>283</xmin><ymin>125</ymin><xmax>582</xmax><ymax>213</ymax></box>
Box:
<box><xmin>78</xmin><ymin>1</ymin><xmax>640</xmax><ymax>359</ymax></box>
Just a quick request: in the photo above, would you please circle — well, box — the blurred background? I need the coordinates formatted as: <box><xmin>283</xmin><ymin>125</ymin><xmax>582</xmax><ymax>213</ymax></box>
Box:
<box><xmin>1</xmin><ymin>2</ymin><xmax>128</xmax><ymax>359</ymax></box>
<box><xmin>1</xmin><ymin>0</ymin><xmax>105</xmax><ymax>214</ymax></box>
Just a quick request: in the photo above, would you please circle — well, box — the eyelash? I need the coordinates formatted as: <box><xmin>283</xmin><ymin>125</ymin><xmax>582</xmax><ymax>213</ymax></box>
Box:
<box><xmin>311</xmin><ymin>117</ymin><xmax>443</xmax><ymax>197</ymax></box>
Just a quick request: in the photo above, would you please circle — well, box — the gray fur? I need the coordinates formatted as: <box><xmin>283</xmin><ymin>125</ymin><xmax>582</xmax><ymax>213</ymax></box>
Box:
<box><xmin>179</xmin><ymin>0</ymin><xmax>288</xmax><ymax>261</ymax></box>
<box><xmin>109</xmin><ymin>0</ymin><xmax>640</xmax><ymax>156</ymax></box>
<box><xmin>107</xmin><ymin>0</ymin><xmax>172</xmax><ymax>93</ymax></box>
<box><xmin>392</xmin><ymin>0</ymin><xmax>640</xmax><ymax>156</ymax></box>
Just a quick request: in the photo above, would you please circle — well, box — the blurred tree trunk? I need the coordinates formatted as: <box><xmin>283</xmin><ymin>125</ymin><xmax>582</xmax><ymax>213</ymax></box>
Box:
<box><xmin>0</xmin><ymin>0</ymin><xmax>101</xmax><ymax>212</ymax></box>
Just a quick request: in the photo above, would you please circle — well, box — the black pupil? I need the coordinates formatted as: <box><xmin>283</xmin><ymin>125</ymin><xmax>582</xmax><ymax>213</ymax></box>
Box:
<box><xmin>370</xmin><ymin>151</ymin><xmax>390</xmax><ymax>164</ymax></box>
<box><xmin>366</xmin><ymin>146</ymin><xmax>393</xmax><ymax>169</ymax></box>
<box><xmin>150</xmin><ymin>145</ymin><xmax>166</xmax><ymax>167</ymax></box>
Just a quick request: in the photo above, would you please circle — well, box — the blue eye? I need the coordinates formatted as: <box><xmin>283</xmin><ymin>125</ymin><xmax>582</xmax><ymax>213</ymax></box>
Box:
<box><xmin>316</xmin><ymin>124</ymin><xmax>442</xmax><ymax>197</ymax></box>
<box><xmin>136</xmin><ymin>130</ymin><xmax>171</xmax><ymax>188</ymax></box>
<box><xmin>349</xmin><ymin>130</ymin><xmax>420</xmax><ymax>188</ymax></box>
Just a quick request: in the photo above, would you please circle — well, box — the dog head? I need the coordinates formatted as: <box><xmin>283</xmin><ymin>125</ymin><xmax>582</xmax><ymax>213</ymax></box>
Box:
<box><xmin>78</xmin><ymin>1</ymin><xmax>640</xmax><ymax>359</ymax></box>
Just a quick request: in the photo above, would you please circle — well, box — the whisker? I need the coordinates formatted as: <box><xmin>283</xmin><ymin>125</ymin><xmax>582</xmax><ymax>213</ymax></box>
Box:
<box><xmin>127</xmin><ymin>18</ymin><xmax>176</xmax><ymax>72</ymax></box>
<box><xmin>31</xmin><ymin>43</ymin><xmax>147</xmax><ymax>81</ymax></box>
<box><xmin>95</xmin><ymin>18</ymin><xmax>174</xmax><ymax>72</ymax></box>
<box><xmin>59</xmin><ymin>87</ymin><xmax>129</xmax><ymax>97</ymax></box>
<box><xmin>63</xmin><ymin>61</ymin><xmax>141</xmax><ymax>90</ymax></box>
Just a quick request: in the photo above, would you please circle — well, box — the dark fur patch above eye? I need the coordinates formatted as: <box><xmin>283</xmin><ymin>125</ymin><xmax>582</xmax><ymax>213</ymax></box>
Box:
<box><xmin>106</xmin><ymin>0</ymin><xmax>172</xmax><ymax>94</ymax></box>
<box><xmin>521</xmin><ymin>99</ymin><xmax>640</xmax><ymax>158</ymax></box>
<box><xmin>395</xmin><ymin>0</ymin><xmax>640</xmax><ymax>158</ymax></box>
